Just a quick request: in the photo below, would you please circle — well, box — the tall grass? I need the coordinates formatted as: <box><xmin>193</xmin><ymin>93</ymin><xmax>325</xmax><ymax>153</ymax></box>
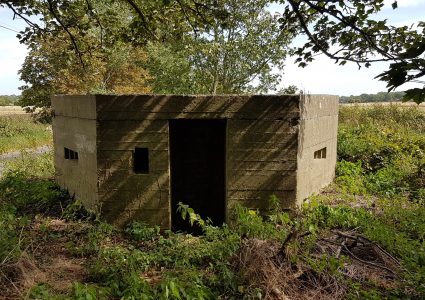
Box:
<box><xmin>338</xmin><ymin>105</ymin><xmax>425</xmax><ymax>202</ymax></box>
<box><xmin>0</xmin><ymin>116</ymin><xmax>52</xmax><ymax>154</ymax></box>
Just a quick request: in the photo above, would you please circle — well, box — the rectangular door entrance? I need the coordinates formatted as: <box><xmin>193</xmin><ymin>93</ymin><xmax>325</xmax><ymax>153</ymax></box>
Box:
<box><xmin>169</xmin><ymin>119</ymin><xmax>226</xmax><ymax>233</ymax></box>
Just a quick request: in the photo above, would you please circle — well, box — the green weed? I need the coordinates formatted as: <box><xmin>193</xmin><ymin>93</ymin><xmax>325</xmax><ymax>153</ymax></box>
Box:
<box><xmin>0</xmin><ymin>153</ymin><xmax>64</xmax><ymax>215</ymax></box>
<box><xmin>0</xmin><ymin>209</ymin><xmax>29</xmax><ymax>264</ymax></box>
<box><xmin>0</xmin><ymin>116</ymin><xmax>52</xmax><ymax>154</ymax></box>
<box><xmin>338</xmin><ymin>105</ymin><xmax>425</xmax><ymax>202</ymax></box>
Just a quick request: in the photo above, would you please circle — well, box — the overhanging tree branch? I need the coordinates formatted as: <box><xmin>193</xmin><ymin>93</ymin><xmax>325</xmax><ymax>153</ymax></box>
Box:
<box><xmin>302</xmin><ymin>0</ymin><xmax>396</xmax><ymax>60</ymax></box>
<box><xmin>288</xmin><ymin>1</ymin><xmax>394</xmax><ymax>64</ymax></box>
<box><xmin>5</xmin><ymin>2</ymin><xmax>43</xmax><ymax>31</ymax></box>
<box><xmin>124</xmin><ymin>0</ymin><xmax>157</xmax><ymax>39</ymax></box>
<box><xmin>45</xmin><ymin>0</ymin><xmax>86</xmax><ymax>69</ymax></box>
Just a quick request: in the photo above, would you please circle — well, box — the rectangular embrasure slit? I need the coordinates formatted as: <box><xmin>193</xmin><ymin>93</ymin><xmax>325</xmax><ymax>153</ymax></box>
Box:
<box><xmin>134</xmin><ymin>147</ymin><xmax>149</xmax><ymax>173</ymax></box>
<box><xmin>314</xmin><ymin>147</ymin><xmax>327</xmax><ymax>159</ymax></box>
<box><xmin>64</xmin><ymin>147</ymin><xmax>79</xmax><ymax>160</ymax></box>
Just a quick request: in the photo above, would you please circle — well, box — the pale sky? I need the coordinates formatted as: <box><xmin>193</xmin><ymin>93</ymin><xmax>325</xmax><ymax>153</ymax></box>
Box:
<box><xmin>0</xmin><ymin>1</ymin><xmax>424</xmax><ymax>96</ymax></box>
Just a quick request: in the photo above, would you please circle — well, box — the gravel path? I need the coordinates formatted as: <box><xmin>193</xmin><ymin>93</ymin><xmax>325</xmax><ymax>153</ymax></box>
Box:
<box><xmin>0</xmin><ymin>145</ymin><xmax>52</xmax><ymax>177</ymax></box>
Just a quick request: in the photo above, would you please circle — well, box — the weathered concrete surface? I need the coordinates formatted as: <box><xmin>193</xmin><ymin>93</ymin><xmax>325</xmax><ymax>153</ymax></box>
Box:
<box><xmin>94</xmin><ymin>95</ymin><xmax>300</xmax><ymax>228</ymax></box>
<box><xmin>53</xmin><ymin>95</ymin><xmax>97</xmax><ymax>119</ymax></box>
<box><xmin>52</xmin><ymin>96</ymin><xmax>98</xmax><ymax>210</ymax></box>
<box><xmin>52</xmin><ymin>94</ymin><xmax>338</xmax><ymax>229</ymax></box>
<box><xmin>297</xmin><ymin>94</ymin><xmax>339</xmax><ymax>204</ymax></box>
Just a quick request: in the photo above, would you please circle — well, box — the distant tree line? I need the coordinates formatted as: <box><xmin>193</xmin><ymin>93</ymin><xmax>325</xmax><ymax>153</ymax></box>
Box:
<box><xmin>339</xmin><ymin>91</ymin><xmax>405</xmax><ymax>103</ymax></box>
<box><xmin>0</xmin><ymin>95</ymin><xmax>21</xmax><ymax>106</ymax></box>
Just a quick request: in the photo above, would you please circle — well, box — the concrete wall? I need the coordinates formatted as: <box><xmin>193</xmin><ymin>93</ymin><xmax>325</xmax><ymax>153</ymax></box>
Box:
<box><xmin>95</xmin><ymin>94</ymin><xmax>300</xmax><ymax>227</ymax></box>
<box><xmin>52</xmin><ymin>94</ymin><xmax>338</xmax><ymax>229</ymax></box>
<box><xmin>52</xmin><ymin>95</ymin><xmax>98</xmax><ymax>210</ymax></box>
<box><xmin>96</xmin><ymin>118</ymin><xmax>170</xmax><ymax>228</ymax></box>
<box><xmin>296</xmin><ymin>94</ymin><xmax>339</xmax><ymax>204</ymax></box>
<box><xmin>226</xmin><ymin>118</ymin><xmax>298</xmax><ymax>211</ymax></box>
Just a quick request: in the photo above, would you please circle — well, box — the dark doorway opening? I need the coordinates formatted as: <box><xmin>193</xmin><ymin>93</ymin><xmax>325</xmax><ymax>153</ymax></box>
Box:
<box><xmin>169</xmin><ymin>119</ymin><xmax>226</xmax><ymax>233</ymax></box>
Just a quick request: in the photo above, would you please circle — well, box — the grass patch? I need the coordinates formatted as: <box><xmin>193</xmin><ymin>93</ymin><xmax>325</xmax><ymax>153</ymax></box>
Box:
<box><xmin>0</xmin><ymin>115</ymin><xmax>52</xmax><ymax>154</ymax></box>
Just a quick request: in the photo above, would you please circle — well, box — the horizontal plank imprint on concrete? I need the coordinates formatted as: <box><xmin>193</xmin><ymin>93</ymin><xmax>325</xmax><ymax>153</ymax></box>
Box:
<box><xmin>98</xmin><ymin>132</ymin><xmax>168</xmax><ymax>143</ymax></box>
<box><xmin>229</xmin><ymin>132</ymin><xmax>297</xmax><ymax>145</ymax></box>
<box><xmin>96</xmin><ymin>94</ymin><xmax>300</xmax><ymax>113</ymax></box>
<box><xmin>99</xmin><ymin>191</ymin><xmax>169</xmax><ymax>210</ymax></box>
<box><xmin>229</xmin><ymin>173</ymin><xmax>296</xmax><ymax>191</ymax></box>
<box><xmin>228</xmin><ymin>119</ymin><xmax>299</xmax><ymax>134</ymax></box>
<box><xmin>228</xmin><ymin>191</ymin><xmax>296</xmax><ymax>208</ymax></box>
<box><xmin>97</xmin><ymin>119</ymin><xmax>168</xmax><ymax>133</ymax></box>
<box><xmin>96</xmin><ymin>111</ymin><xmax>300</xmax><ymax>121</ymax></box>
<box><xmin>228</xmin><ymin>156</ymin><xmax>298</xmax><ymax>164</ymax></box>
<box><xmin>98</xmin><ymin>141</ymin><xmax>168</xmax><ymax>151</ymax></box>
<box><xmin>98</xmin><ymin>173</ymin><xmax>169</xmax><ymax>190</ymax></box>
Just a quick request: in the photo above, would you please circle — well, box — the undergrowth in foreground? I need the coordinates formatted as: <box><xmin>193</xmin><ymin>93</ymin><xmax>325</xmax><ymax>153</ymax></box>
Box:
<box><xmin>337</xmin><ymin>105</ymin><xmax>425</xmax><ymax>203</ymax></box>
<box><xmin>0</xmin><ymin>105</ymin><xmax>424</xmax><ymax>299</ymax></box>
<box><xmin>0</xmin><ymin>116</ymin><xmax>52</xmax><ymax>154</ymax></box>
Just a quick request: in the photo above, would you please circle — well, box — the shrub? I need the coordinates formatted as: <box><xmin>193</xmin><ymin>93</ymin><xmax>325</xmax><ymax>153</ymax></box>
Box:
<box><xmin>0</xmin><ymin>174</ymin><xmax>62</xmax><ymax>217</ymax></box>
<box><xmin>0</xmin><ymin>153</ymin><xmax>67</xmax><ymax>215</ymax></box>
<box><xmin>125</xmin><ymin>221</ymin><xmax>160</xmax><ymax>241</ymax></box>
<box><xmin>335</xmin><ymin>160</ymin><xmax>366</xmax><ymax>194</ymax></box>
<box><xmin>338</xmin><ymin>105</ymin><xmax>425</xmax><ymax>202</ymax></box>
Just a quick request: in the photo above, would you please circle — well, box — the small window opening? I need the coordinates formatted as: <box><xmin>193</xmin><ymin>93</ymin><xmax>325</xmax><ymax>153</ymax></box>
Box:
<box><xmin>134</xmin><ymin>147</ymin><xmax>149</xmax><ymax>174</ymax></box>
<box><xmin>314</xmin><ymin>147</ymin><xmax>327</xmax><ymax>159</ymax></box>
<box><xmin>64</xmin><ymin>147</ymin><xmax>78</xmax><ymax>160</ymax></box>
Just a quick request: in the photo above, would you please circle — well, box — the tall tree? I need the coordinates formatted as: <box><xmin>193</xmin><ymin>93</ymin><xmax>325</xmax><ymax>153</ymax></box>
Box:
<box><xmin>145</xmin><ymin>0</ymin><xmax>291</xmax><ymax>94</ymax></box>
<box><xmin>9</xmin><ymin>0</ymin><xmax>152</xmax><ymax>107</ymax></box>
<box><xmin>19</xmin><ymin>33</ymin><xmax>151</xmax><ymax>107</ymax></box>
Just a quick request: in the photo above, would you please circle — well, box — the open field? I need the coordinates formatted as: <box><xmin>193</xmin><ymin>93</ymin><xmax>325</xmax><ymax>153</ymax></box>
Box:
<box><xmin>0</xmin><ymin>106</ymin><xmax>28</xmax><ymax>116</ymax></box>
<box><xmin>0</xmin><ymin>105</ymin><xmax>424</xmax><ymax>299</ymax></box>
<box><xmin>0</xmin><ymin>106</ymin><xmax>42</xmax><ymax>116</ymax></box>
<box><xmin>340</xmin><ymin>101</ymin><xmax>425</xmax><ymax>111</ymax></box>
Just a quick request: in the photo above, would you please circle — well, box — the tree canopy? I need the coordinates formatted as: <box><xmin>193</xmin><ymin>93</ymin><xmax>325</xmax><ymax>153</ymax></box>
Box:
<box><xmin>146</xmin><ymin>0</ymin><xmax>290</xmax><ymax>94</ymax></box>
<box><xmin>279</xmin><ymin>0</ymin><xmax>425</xmax><ymax>103</ymax></box>
<box><xmin>2</xmin><ymin>0</ymin><xmax>293</xmax><ymax>106</ymax></box>
<box><xmin>0</xmin><ymin>95</ymin><xmax>20</xmax><ymax>106</ymax></box>
<box><xmin>1</xmin><ymin>0</ymin><xmax>424</xmax><ymax>104</ymax></box>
